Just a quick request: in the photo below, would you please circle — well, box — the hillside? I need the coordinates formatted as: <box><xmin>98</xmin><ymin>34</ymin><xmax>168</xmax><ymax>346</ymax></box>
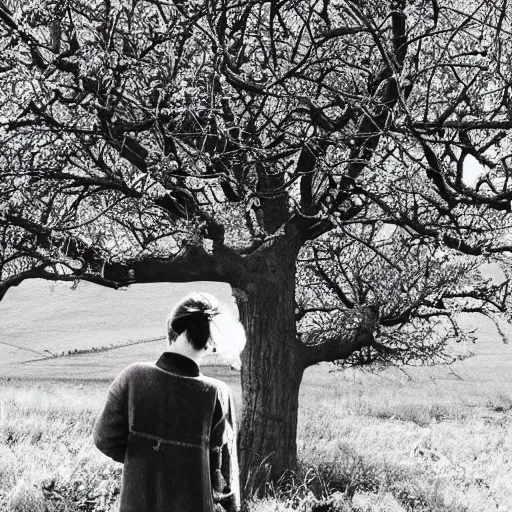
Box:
<box><xmin>1</xmin><ymin>276</ymin><xmax>512</xmax><ymax>382</ymax></box>
<box><xmin>0</xmin><ymin>279</ymin><xmax>238</xmax><ymax>378</ymax></box>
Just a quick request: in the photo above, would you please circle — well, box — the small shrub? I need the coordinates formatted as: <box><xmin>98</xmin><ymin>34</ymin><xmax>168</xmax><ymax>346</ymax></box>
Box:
<box><xmin>487</xmin><ymin>391</ymin><xmax>512</xmax><ymax>413</ymax></box>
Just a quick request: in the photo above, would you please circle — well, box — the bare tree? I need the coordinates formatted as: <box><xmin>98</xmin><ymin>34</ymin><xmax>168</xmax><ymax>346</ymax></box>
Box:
<box><xmin>297</xmin><ymin>223</ymin><xmax>510</xmax><ymax>369</ymax></box>
<box><xmin>1</xmin><ymin>0</ymin><xmax>512</xmax><ymax>487</ymax></box>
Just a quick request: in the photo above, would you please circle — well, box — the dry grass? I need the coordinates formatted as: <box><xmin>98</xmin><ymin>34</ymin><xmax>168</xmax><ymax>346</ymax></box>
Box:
<box><xmin>0</xmin><ymin>380</ymin><xmax>119</xmax><ymax>512</ymax></box>
<box><xmin>293</xmin><ymin>367</ymin><xmax>512</xmax><ymax>511</ymax></box>
<box><xmin>2</xmin><ymin>279</ymin><xmax>511</xmax><ymax>510</ymax></box>
<box><xmin>1</xmin><ymin>366</ymin><xmax>511</xmax><ymax>511</ymax></box>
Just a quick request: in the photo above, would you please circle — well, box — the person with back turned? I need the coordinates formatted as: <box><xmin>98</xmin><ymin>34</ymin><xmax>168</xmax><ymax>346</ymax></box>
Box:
<box><xmin>93</xmin><ymin>292</ymin><xmax>241</xmax><ymax>512</ymax></box>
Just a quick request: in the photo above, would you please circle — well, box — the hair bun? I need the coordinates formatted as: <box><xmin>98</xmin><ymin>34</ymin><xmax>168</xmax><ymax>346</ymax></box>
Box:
<box><xmin>167</xmin><ymin>293</ymin><xmax>221</xmax><ymax>346</ymax></box>
<box><xmin>182</xmin><ymin>303</ymin><xmax>219</xmax><ymax>319</ymax></box>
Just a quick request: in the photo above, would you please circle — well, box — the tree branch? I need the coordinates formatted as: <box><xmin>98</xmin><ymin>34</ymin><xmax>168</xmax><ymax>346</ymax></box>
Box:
<box><xmin>102</xmin><ymin>242</ymin><xmax>246</xmax><ymax>289</ymax></box>
<box><xmin>303</xmin><ymin>305</ymin><xmax>379</xmax><ymax>367</ymax></box>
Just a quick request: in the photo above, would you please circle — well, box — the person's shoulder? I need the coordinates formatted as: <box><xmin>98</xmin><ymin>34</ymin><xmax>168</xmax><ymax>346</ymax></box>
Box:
<box><xmin>118</xmin><ymin>361</ymin><xmax>155</xmax><ymax>376</ymax></box>
<box><xmin>198</xmin><ymin>374</ymin><xmax>233</xmax><ymax>397</ymax></box>
<box><xmin>113</xmin><ymin>362</ymin><xmax>156</xmax><ymax>384</ymax></box>
<box><xmin>109</xmin><ymin>362</ymin><xmax>158</xmax><ymax>398</ymax></box>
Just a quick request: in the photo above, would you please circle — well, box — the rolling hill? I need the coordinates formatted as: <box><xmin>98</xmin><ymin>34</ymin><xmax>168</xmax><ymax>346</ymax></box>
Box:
<box><xmin>0</xmin><ymin>279</ymin><xmax>239</xmax><ymax>379</ymax></box>
<box><xmin>1</xmin><ymin>275</ymin><xmax>511</xmax><ymax>382</ymax></box>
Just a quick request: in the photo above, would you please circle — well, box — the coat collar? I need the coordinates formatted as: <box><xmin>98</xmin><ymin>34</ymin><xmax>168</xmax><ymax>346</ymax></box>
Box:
<box><xmin>156</xmin><ymin>352</ymin><xmax>200</xmax><ymax>377</ymax></box>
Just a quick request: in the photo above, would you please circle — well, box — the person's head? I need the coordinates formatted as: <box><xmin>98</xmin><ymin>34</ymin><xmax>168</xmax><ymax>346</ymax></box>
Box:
<box><xmin>166</xmin><ymin>292</ymin><xmax>221</xmax><ymax>351</ymax></box>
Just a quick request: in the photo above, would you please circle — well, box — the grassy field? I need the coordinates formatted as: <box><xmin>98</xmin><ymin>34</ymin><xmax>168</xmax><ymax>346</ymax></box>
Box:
<box><xmin>0</xmin><ymin>280</ymin><xmax>235</xmax><ymax>360</ymax></box>
<box><xmin>0</xmin><ymin>280</ymin><xmax>239</xmax><ymax>376</ymax></box>
<box><xmin>1</xmin><ymin>278</ymin><xmax>511</xmax><ymax>382</ymax></box>
<box><xmin>0</xmin><ymin>368</ymin><xmax>511</xmax><ymax>511</ymax></box>
<box><xmin>1</xmin><ymin>279</ymin><xmax>512</xmax><ymax>510</ymax></box>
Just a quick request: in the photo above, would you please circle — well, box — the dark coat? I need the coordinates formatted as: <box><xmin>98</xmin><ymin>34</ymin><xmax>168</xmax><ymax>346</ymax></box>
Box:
<box><xmin>93</xmin><ymin>353</ymin><xmax>240</xmax><ymax>512</ymax></box>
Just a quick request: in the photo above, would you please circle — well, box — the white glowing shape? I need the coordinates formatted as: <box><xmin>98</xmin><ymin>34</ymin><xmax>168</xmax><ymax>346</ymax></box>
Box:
<box><xmin>207</xmin><ymin>308</ymin><xmax>247</xmax><ymax>368</ymax></box>
<box><xmin>462</xmin><ymin>154</ymin><xmax>485</xmax><ymax>187</ymax></box>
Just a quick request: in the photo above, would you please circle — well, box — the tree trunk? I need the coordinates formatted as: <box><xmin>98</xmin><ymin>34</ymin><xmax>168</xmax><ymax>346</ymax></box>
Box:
<box><xmin>236</xmin><ymin>238</ymin><xmax>307</xmax><ymax>495</ymax></box>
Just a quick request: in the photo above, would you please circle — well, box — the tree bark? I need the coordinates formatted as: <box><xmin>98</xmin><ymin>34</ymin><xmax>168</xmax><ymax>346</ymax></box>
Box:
<box><xmin>236</xmin><ymin>237</ymin><xmax>307</xmax><ymax>494</ymax></box>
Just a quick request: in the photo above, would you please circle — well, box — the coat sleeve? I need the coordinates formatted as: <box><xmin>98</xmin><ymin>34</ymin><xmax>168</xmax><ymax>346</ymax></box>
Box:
<box><xmin>92</xmin><ymin>368</ymin><xmax>130</xmax><ymax>463</ymax></box>
<box><xmin>210</xmin><ymin>386</ymin><xmax>240</xmax><ymax>512</ymax></box>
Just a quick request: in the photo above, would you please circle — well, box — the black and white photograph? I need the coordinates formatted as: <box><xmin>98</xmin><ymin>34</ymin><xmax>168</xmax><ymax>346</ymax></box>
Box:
<box><xmin>0</xmin><ymin>1</ymin><xmax>511</xmax><ymax>510</ymax></box>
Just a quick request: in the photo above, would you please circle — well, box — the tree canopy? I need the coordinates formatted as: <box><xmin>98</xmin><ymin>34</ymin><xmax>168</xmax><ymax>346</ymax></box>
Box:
<box><xmin>1</xmin><ymin>0</ymin><xmax>511</xmax><ymax>287</ymax></box>
<box><xmin>297</xmin><ymin>224</ymin><xmax>510</xmax><ymax>369</ymax></box>
<box><xmin>2</xmin><ymin>0</ymin><xmax>511</xmax><ymax>361</ymax></box>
